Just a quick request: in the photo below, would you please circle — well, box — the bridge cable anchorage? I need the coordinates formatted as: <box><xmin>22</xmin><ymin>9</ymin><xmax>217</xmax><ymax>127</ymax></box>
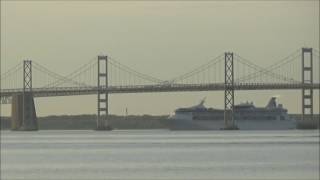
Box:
<box><xmin>168</xmin><ymin>53</ymin><xmax>225</xmax><ymax>84</ymax></box>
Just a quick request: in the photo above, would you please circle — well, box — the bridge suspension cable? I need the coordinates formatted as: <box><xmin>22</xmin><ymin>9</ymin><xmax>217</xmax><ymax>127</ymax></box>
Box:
<box><xmin>234</xmin><ymin>49</ymin><xmax>303</xmax><ymax>84</ymax></box>
<box><xmin>169</xmin><ymin>53</ymin><xmax>225</xmax><ymax>84</ymax></box>
<box><xmin>1</xmin><ymin>62</ymin><xmax>23</xmax><ymax>89</ymax></box>
<box><xmin>36</xmin><ymin>56</ymin><xmax>165</xmax><ymax>89</ymax></box>
<box><xmin>1</xmin><ymin>48</ymin><xmax>319</xmax><ymax>95</ymax></box>
<box><xmin>108</xmin><ymin>57</ymin><xmax>164</xmax><ymax>86</ymax></box>
<box><xmin>33</xmin><ymin>61</ymin><xmax>92</xmax><ymax>88</ymax></box>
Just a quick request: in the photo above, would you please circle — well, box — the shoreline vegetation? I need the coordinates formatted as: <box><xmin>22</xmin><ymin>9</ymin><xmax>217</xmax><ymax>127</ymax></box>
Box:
<box><xmin>0</xmin><ymin>114</ymin><xmax>318</xmax><ymax>130</ymax></box>
<box><xmin>1</xmin><ymin>114</ymin><xmax>171</xmax><ymax>130</ymax></box>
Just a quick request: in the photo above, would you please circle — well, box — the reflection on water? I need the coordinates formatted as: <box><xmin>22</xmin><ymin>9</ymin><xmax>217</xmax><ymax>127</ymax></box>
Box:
<box><xmin>1</xmin><ymin>130</ymin><xmax>319</xmax><ymax>180</ymax></box>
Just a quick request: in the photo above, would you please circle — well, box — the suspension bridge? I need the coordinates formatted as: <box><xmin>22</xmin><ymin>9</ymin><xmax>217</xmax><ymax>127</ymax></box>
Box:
<box><xmin>1</xmin><ymin>47</ymin><xmax>319</xmax><ymax>130</ymax></box>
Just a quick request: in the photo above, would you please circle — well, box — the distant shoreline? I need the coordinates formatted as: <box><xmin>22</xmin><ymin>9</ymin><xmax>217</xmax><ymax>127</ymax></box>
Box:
<box><xmin>1</xmin><ymin>114</ymin><xmax>318</xmax><ymax>130</ymax></box>
<box><xmin>1</xmin><ymin>114</ymin><xmax>171</xmax><ymax>130</ymax></box>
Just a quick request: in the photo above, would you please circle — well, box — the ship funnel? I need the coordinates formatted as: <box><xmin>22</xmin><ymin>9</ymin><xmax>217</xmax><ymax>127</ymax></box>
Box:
<box><xmin>266</xmin><ymin>97</ymin><xmax>277</xmax><ymax>109</ymax></box>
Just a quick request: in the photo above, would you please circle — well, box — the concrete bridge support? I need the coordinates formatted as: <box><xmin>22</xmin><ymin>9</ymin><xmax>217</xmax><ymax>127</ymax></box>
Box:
<box><xmin>11</xmin><ymin>94</ymin><xmax>23</xmax><ymax>130</ymax></box>
<box><xmin>11</xmin><ymin>60</ymin><xmax>38</xmax><ymax>131</ymax></box>
<box><xmin>11</xmin><ymin>93</ymin><xmax>38</xmax><ymax>130</ymax></box>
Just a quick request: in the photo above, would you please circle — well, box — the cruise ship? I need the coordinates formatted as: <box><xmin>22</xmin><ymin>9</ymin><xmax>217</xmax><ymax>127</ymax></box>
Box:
<box><xmin>169</xmin><ymin>97</ymin><xmax>296</xmax><ymax>130</ymax></box>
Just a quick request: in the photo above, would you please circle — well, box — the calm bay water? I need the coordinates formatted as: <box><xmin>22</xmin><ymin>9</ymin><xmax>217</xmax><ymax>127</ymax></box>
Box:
<box><xmin>1</xmin><ymin>130</ymin><xmax>319</xmax><ymax>180</ymax></box>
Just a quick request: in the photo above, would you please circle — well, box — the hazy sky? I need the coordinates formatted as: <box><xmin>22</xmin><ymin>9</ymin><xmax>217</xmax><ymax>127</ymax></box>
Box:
<box><xmin>1</xmin><ymin>1</ymin><xmax>319</xmax><ymax>116</ymax></box>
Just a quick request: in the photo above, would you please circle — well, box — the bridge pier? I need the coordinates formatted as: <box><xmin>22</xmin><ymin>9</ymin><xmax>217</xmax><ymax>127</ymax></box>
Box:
<box><xmin>223</xmin><ymin>52</ymin><xmax>238</xmax><ymax>130</ymax></box>
<box><xmin>11</xmin><ymin>60</ymin><xmax>38</xmax><ymax>131</ymax></box>
<box><xmin>11</xmin><ymin>93</ymin><xmax>38</xmax><ymax>131</ymax></box>
<box><xmin>96</xmin><ymin>55</ymin><xmax>112</xmax><ymax>130</ymax></box>
<box><xmin>300</xmin><ymin>48</ymin><xmax>317</xmax><ymax>129</ymax></box>
<box><xmin>11</xmin><ymin>94</ymin><xmax>23</xmax><ymax>130</ymax></box>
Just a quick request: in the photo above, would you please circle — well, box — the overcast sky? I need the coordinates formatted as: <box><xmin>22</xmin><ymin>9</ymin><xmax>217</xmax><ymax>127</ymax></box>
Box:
<box><xmin>1</xmin><ymin>1</ymin><xmax>319</xmax><ymax>116</ymax></box>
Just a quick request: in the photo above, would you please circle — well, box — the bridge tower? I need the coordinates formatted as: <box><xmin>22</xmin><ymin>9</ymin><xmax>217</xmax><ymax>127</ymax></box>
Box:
<box><xmin>11</xmin><ymin>60</ymin><xmax>38</xmax><ymax>131</ymax></box>
<box><xmin>301</xmin><ymin>48</ymin><xmax>315</xmax><ymax>127</ymax></box>
<box><xmin>97</xmin><ymin>55</ymin><xmax>112</xmax><ymax>130</ymax></box>
<box><xmin>224</xmin><ymin>52</ymin><xmax>238</xmax><ymax>130</ymax></box>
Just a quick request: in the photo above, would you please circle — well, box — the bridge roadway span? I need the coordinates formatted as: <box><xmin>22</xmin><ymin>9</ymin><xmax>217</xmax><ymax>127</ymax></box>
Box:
<box><xmin>1</xmin><ymin>83</ymin><xmax>319</xmax><ymax>98</ymax></box>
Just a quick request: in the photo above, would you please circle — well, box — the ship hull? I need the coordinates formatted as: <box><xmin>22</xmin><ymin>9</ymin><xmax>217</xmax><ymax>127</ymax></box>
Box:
<box><xmin>170</xmin><ymin>97</ymin><xmax>296</xmax><ymax>130</ymax></box>
<box><xmin>170</xmin><ymin>117</ymin><xmax>296</xmax><ymax>130</ymax></box>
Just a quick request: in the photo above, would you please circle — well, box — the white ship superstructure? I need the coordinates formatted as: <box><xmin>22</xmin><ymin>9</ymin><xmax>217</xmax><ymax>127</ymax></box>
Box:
<box><xmin>170</xmin><ymin>97</ymin><xmax>295</xmax><ymax>130</ymax></box>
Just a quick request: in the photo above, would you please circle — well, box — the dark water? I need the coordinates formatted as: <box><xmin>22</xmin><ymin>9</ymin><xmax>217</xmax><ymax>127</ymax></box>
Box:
<box><xmin>1</xmin><ymin>130</ymin><xmax>319</xmax><ymax>180</ymax></box>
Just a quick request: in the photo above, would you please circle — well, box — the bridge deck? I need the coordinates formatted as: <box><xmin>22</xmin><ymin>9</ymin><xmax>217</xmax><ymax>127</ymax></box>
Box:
<box><xmin>1</xmin><ymin>83</ymin><xmax>319</xmax><ymax>98</ymax></box>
